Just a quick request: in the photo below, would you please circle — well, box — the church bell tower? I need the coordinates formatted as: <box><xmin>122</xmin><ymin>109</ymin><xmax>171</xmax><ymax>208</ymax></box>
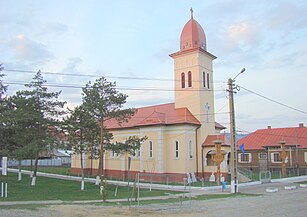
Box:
<box><xmin>170</xmin><ymin>8</ymin><xmax>217</xmax><ymax>142</ymax></box>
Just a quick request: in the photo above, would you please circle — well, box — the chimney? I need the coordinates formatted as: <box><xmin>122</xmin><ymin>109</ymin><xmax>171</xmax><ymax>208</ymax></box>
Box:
<box><xmin>267</xmin><ymin>126</ymin><xmax>271</xmax><ymax>129</ymax></box>
<box><xmin>299</xmin><ymin>123</ymin><xmax>304</xmax><ymax>128</ymax></box>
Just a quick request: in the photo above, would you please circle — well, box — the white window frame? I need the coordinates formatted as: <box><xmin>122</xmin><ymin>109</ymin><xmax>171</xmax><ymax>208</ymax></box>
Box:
<box><xmin>271</xmin><ymin>152</ymin><xmax>282</xmax><ymax>163</ymax></box>
<box><xmin>174</xmin><ymin>141</ymin><xmax>179</xmax><ymax>159</ymax></box>
<box><xmin>132</xmin><ymin>149</ymin><xmax>140</xmax><ymax>158</ymax></box>
<box><xmin>238</xmin><ymin>153</ymin><xmax>252</xmax><ymax>163</ymax></box>
<box><xmin>149</xmin><ymin>141</ymin><xmax>153</xmax><ymax>159</ymax></box>
<box><xmin>111</xmin><ymin>150</ymin><xmax>118</xmax><ymax>158</ymax></box>
<box><xmin>304</xmin><ymin>152</ymin><xmax>307</xmax><ymax>163</ymax></box>
<box><xmin>258</xmin><ymin>153</ymin><xmax>267</xmax><ymax>159</ymax></box>
<box><xmin>188</xmin><ymin>140</ymin><xmax>193</xmax><ymax>159</ymax></box>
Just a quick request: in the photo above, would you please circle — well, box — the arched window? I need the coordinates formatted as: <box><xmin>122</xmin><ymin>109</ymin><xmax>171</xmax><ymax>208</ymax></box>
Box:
<box><xmin>188</xmin><ymin>71</ymin><xmax>192</xmax><ymax>87</ymax></box>
<box><xmin>203</xmin><ymin>72</ymin><xmax>206</xmax><ymax>88</ymax></box>
<box><xmin>149</xmin><ymin>141</ymin><xmax>153</xmax><ymax>158</ymax></box>
<box><xmin>181</xmin><ymin>72</ymin><xmax>185</xmax><ymax>88</ymax></box>
<box><xmin>175</xmin><ymin>141</ymin><xmax>179</xmax><ymax>159</ymax></box>
<box><xmin>206</xmin><ymin>151</ymin><xmax>216</xmax><ymax>166</ymax></box>
<box><xmin>188</xmin><ymin>140</ymin><xmax>193</xmax><ymax>159</ymax></box>
<box><xmin>207</xmin><ymin>73</ymin><xmax>210</xmax><ymax>89</ymax></box>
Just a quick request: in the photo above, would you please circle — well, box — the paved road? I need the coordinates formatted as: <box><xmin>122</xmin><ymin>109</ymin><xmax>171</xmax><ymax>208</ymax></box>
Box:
<box><xmin>1</xmin><ymin>169</ymin><xmax>307</xmax><ymax>217</ymax></box>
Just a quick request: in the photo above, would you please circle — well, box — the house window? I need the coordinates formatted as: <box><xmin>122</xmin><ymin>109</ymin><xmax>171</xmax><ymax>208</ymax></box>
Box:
<box><xmin>149</xmin><ymin>141</ymin><xmax>153</xmax><ymax>158</ymax></box>
<box><xmin>175</xmin><ymin>141</ymin><xmax>179</xmax><ymax>159</ymax></box>
<box><xmin>207</xmin><ymin>73</ymin><xmax>210</xmax><ymax>89</ymax></box>
<box><xmin>238</xmin><ymin>153</ymin><xmax>252</xmax><ymax>163</ymax></box>
<box><xmin>132</xmin><ymin>149</ymin><xmax>140</xmax><ymax>158</ymax></box>
<box><xmin>181</xmin><ymin>72</ymin><xmax>185</xmax><ymax>88</ymax></box>
<box><xmin>304</xmin><ymin>152</ymin><xmax>307</xmax><ymax>163</ymax></box>
<box><xmin>258</xmin><ymin>153</ymin><xmax>267</xmax><ymax>159</ymax></box>
<box><xmin>188</xmin><ymin>71</ymin><xmax>192</xmax><ymax>87</ymax></box>
<box><xmin>111</xmin><ymin>151</ymin><xmax>118</xmax><ymax>158</ymax></box>
<box><xmin>203</xmin><ymin>72</ymin><xmax>206</xmax><ymax>88</ymax></box>
<box><xmin>271</xmin><ymin>152</ymin><xmax>282</xmax><ymax>163</ymax></box>
<box><xmin>188</xmin><ymin>140</ymin><xmax>193</xmax><ymax>159</ymax></box>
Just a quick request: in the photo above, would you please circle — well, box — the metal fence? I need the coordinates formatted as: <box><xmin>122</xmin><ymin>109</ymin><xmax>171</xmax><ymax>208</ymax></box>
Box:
<box><xmin>8</xmin><ymin>159</ymin><xmax>63</xmax><ymax>167</ymax></box>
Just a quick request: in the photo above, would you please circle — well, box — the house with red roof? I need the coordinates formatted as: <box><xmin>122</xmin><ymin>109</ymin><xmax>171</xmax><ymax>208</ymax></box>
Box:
<box><xmin>71</xmin><ymin>10</ymin><xmax>229</xmax><ymax>182</ymax></box>
<box><xmin>236</xmin><ymin>123</ymin><xmax>307</xmax><ymax>173</ymax></box>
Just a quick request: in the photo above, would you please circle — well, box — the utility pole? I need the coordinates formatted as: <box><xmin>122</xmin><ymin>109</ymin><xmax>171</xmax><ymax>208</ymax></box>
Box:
<box><xmin>228</xmin><ymin>68</ymin><xmax>245</xmax><ymax>194</ymax></box>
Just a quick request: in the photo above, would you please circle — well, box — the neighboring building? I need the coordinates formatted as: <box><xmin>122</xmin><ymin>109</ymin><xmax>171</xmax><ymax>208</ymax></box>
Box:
<box><xmin>71</xmin><ymin>11</ymin><xmax>230</xmax><ymax>182</ymax></box>
<box><xmin>237</xmin><ymin>123</ymin><xmax>307</xmax><ymax>173</ymax></box>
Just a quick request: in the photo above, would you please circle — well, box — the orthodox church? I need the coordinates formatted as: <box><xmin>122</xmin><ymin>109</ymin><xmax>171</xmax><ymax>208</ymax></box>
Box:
<box><xmin>71</xmin><ymin>10</ymin><xmax>230</xmax><ymax>182</ymax></box>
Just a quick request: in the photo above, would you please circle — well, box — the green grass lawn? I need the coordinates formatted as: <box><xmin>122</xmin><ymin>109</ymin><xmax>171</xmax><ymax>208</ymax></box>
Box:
<box><xmin>0</xmin><ymin>173</ymin><xmax>179</xmax><ymax>202</ymax></box>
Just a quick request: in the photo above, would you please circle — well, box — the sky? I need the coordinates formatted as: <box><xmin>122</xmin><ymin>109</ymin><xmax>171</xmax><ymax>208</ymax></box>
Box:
<box><xmin>1</xmin><ymin>0</ymin><xmax>307</xmax><ymax>133</ymax></box>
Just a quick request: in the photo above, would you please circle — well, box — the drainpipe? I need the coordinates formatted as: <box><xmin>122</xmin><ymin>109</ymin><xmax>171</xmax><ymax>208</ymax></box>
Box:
<box><xmin>195</xmin><ymin>126</ymin><xmax>201</xmax><ymax>177</ymax></box>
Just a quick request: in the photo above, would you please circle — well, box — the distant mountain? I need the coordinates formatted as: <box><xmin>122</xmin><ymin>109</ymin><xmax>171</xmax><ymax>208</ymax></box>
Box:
<box><xmin>224</xmin><ymin>133</ymin><xmax>249</xmax><ymax>142</ymax></box>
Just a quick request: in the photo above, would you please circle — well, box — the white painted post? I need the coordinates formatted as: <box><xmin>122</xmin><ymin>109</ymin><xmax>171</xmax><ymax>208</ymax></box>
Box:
<box><xmin>18</xmin><ymin>171</ymin><xmax>22</xmax><ymax>181</ymax></box>
<box><xmin>5</xmin><ymin>183</ymin><xmax>7</xmax><ymax>198</ymax></box>
<box><xmin>31</xmin><ymin>176</ymin><xmax>36</xmax><ymax>186</ymax></box>
<box><xmin>1</xmin><ymin>182</ymin><xmax>3</xmax><ymax>197</ymax></box>
<box><xmin>81</xmin><ymin>180</ymin><xmax>84</xmax><ymax>190</ymax></box>
<box><xmin>95</xmin><ymin>176</ymin><xmax>100</xmax><ymax>185</ymax></box>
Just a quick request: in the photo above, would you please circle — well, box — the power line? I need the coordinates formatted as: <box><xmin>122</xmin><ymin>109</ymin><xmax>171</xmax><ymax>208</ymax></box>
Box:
<box><xmin>238</xmin><ymin>85</ymin><xmax>307</xmax><ymax>115</ymax></box>
<box><xmin>3</xmin><ymin>69</ymin><xmax>226</xmax><ymax>84</ymax></box>
<box><xmin>4</xmin><ymin>81</ymin><xmax>226</xmax><ymax>92</ymax></box>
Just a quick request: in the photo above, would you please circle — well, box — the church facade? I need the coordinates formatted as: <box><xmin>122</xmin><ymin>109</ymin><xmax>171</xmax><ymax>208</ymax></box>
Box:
<box><xmin>71</xmin><ymin>12</ymin><xmax>231</xmax><ymax>182</ymax></box>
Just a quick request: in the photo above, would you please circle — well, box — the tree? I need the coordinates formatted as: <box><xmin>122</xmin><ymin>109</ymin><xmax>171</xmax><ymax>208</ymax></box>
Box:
<box><xmin>64</xmin><ymin>105</ymin><xmax>99</xmax><ymax>190</ymax></box>
<box><xmin>82</xmin><ymin>77</ymin><xmax>135</xmax><ymax>178</ymax></box>
<box><xmin>19</xmin><ymin>71</ymin><xmax>66</xmax><ymax>186</ymax></box>
<box><xmin>0</xmin><ymin>63</ymin><xmax>8</xmax><ymax>100</ymax></box>
<box><xmin>0</xmin><ymin>93</ymin><xmax>38</xmax><ymax>181</ymax></box>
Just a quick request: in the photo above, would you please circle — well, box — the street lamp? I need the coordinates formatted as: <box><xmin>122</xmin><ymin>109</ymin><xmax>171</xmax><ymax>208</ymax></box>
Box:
<box><xmin>228</xmin><ymin>68</ymin><xmax>246</xmax><ymax>193</ymax></box>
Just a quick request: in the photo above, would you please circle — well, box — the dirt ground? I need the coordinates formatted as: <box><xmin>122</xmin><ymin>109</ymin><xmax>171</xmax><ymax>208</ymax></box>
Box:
<box><xmin>1</xmin><ymin>182</ymin><xmax>307</xmax><ymax>217</ymax></box>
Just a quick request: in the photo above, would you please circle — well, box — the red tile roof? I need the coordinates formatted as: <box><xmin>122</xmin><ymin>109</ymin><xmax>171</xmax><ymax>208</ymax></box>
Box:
<box><xmin>105</xmin><ymin>103</ymin><xmax>200</xmax><ymax>130</ymax></box>
<box><xmin>105</xmin><ymin>103</ymin><xmax>224</xmax><ymax>130</ymax></box>
<box><xmin>237</xmin><ymin>126</ymin><xmax>307</xmax><ymax>150</ymax></box>
<box><xmin>202</xmin><ymin>134</ymin><xmax>230</xmax><ymax>147</ymax></box>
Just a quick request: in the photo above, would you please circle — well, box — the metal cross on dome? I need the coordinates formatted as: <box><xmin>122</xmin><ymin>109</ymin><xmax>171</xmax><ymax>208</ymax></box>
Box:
<box><xmin>190</xmin><ymin>7</ymin><xmax>193</xmax><ymax>19</ymax></box>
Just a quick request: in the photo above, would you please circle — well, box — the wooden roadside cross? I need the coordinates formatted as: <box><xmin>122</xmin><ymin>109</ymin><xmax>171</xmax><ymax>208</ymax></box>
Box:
<box><xmin>280</xmin><ymin>140</ymin><xmax>288</xmax><ymax>177</ymax></box>
<box><xmin>212</xmin><ymin>140</ymin><xmax>225</xmax><ymax>185</ymax></box>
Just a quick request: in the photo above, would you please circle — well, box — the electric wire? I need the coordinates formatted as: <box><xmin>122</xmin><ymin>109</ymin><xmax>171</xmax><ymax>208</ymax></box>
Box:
<box><xmin>238</xmin><ymin>85</ymin><xmax>307</xmax><ymax>115</ymax></box>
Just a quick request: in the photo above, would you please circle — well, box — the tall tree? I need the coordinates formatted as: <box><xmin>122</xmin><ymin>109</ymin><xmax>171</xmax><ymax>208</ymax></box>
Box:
<box><xmin>19</xmin><ymin>71</ymin><xmax>66</xmax><ymax>186</ymax></box>
<box><xmin>0</xmin><ymin>93</ymin><xmax>37</xmax><ymax>180</ymax></box>
<box><xmin>64</xmin><ymin>105</ymin><xmax>99</xmax><ymax>190</ymax></box>
<box><xmin>82</xmin><ymin>77</ymin><xmax>135</xmax><ymax>179</ymax></box>
<box><xmin>0</xmin><ymin>63</ymin><xmax>7</xmax><ymax>100</ymax></box>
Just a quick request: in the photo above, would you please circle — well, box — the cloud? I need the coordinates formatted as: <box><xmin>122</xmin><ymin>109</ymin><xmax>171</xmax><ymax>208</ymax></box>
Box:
<box><xmin>267</xmin><ymin>2</ymin><xmax>307</xmax><ymax>31</ymax></box>
<box><xmin>225</xmin><ymin>22</ymin><xmax>261</xmax><ymax>49</ymax></box>
<box><xmin>44</xmin><ymin>22</ymin><xmax>68</xmax><ymax>33</ymax></box>
<box><xmin>62</xmin><ymin>57</ymin><xmax>83</xmax><ymax>73</ymax></box>
<box><xmin>9</xmin><ymin>34</ymin><xmax>53</xmax><ymax>64</ymax></box>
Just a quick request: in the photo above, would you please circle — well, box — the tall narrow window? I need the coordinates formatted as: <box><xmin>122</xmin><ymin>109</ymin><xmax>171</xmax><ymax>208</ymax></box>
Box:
<box><xmin>188</xmin><ymin>140</ymin><xmax>193</xmax><ymax>159</ymax></box>
<box><xmin>207</xmin><ymin>73</ymin><xmax>210</xmax><ymax>89</ymax></box>
<box><xmin>149</xmin><ymin>141</ymin><xmax>153</xmax><ymax>158</ymax></box>
<box><xmin>175</xmin><ymin>141</ymin><xmax>179</xmax><ymax>159</ymax></box>
<box><xmin>181</xmin><ymin>72</ymin><xmax>185</xmax><ymax>88</ymax></box>
<box><xmin>188</xmin><ymin>71</ymin><xmax>192</xmax><ymax>87</ymax></box>
<box><xmin>203</xmin><ymin>72</ymin><xmax>206</xmax><ymax>88</ymax></box>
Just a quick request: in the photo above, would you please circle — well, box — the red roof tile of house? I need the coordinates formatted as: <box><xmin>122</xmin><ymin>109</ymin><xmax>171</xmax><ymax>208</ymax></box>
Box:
<box><xmin>202</xmin><ymin>134</ymin><xmax>230</xmax><ymax>147</ymax></box>
<box><xmin>237</xmin><ymin>125</ymin><xmax>307</xmax><ymax>150</ymax></box>
<box><xmin>105</xmin><ymin>103</ymin><xmax>225</xmax><ymax>130</ymax></box>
